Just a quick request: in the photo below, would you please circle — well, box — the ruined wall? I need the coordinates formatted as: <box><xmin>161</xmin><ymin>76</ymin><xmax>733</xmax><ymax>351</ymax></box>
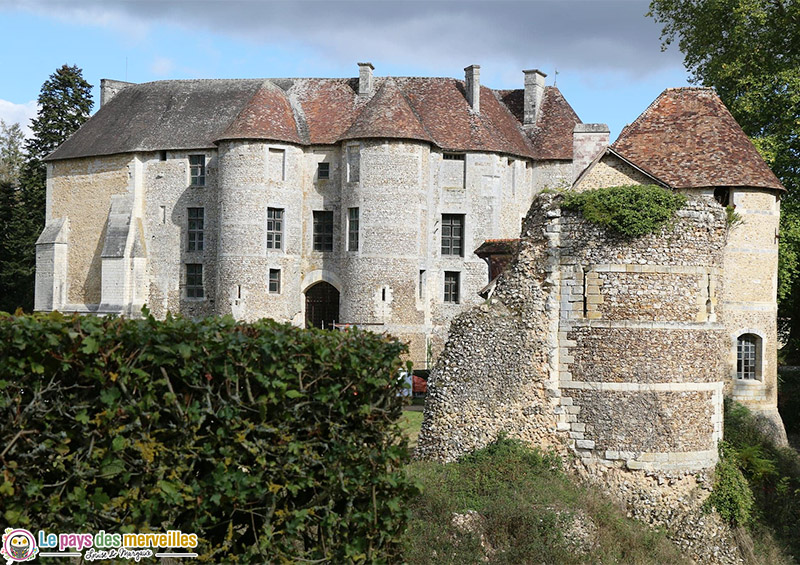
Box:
<box><xmin>418</xmin><ymin>193</ymin><xmax>729</xmax><ymax>472</ymax></box>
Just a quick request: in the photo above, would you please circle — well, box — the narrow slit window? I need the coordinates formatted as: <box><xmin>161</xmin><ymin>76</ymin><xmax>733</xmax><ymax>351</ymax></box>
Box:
<box><xmin>348</xmin><ymin>207</ymin><xmax>359</xmax><ymax>251</ymax></box>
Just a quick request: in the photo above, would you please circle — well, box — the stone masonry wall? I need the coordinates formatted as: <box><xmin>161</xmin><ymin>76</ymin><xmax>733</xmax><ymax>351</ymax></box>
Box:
<box><xmin>417</xmin><ymin>193</ymin><xmax>729</xmax><ymax>473</ymax></box>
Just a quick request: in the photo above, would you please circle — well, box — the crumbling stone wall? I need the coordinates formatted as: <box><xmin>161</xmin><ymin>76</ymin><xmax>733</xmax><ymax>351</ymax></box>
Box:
<box><xmin>417</xmin><ymin>193</ymin><xmax>729</xmax><ymax>473</ymax></box>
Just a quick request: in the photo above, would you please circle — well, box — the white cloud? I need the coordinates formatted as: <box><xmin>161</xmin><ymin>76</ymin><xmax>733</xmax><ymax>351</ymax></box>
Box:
<box><xmin>151</xmin><ymin>56</ymin><xmax>175</xmax><ymax>77</ymax></box>
<box><xmin>0</xmin><ymin>99</ymin><xmax>38</xmax><ymax>138</ymax></box>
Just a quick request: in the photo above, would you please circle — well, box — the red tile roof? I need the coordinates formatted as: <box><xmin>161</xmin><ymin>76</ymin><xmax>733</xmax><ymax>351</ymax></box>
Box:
<box><xmin>612</xmin><ymin>88</ymin><xmax>784</xmax><ymax>191</ymax></box>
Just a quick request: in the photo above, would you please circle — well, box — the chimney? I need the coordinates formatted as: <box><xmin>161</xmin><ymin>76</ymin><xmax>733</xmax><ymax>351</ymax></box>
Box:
<box><xmin>100</xmin><ymin>79</ymin><xmax>134</xmax><ymax>107</ymax></box>
<box><xmin>523</xmin><ymin>69</ymin><xmax>547</xmax><ymax>125</ymax></box>
<box><xmin>358</xmin><ymin>62</ymin><xmax>374</xmax><ymax>96</ymax></box>
<box><xmin>464</xmin><ymin>64</ymin><xmax>480</xmax><ymax>111</ymax></box>
<box><xmin>572</xmin><ymin>123</ymin><xmax>610</xmax><ymax>182</ymax></box>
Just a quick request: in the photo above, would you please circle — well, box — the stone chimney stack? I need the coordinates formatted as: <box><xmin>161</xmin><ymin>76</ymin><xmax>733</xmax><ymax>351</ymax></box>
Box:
<box><xmin>464</xmin><ymin>64</ymin><xmax>480</xmax><ymax>111</ymax></box>
<box><xmin>358</xmin><ymin>62</ymin><xmax>374</xmax><ymax>97</ymax></box>
<box><xmin>523</xmin><ymin>69</ymin><xmax>547</xmax><ymax>126</ymax></box>
<box><xmin>100</xmin><ymin>79</ymin><xmax>134</xmax><ymax>107</ymax></box>
<box><xmin>572</xmin><ymin>123</ymin><xmax>610</xmax><ymax>182</ymax></box>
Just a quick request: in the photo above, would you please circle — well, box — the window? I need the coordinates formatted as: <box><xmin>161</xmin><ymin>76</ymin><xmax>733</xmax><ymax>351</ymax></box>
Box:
<box><xmin>318</xmin><ymin>162</ymin><xmax>330</xmax><ymax>180</ymax></box>
<box><xmin>444</xmin><ymin>271</ymin><xmax>460</xmax><ymax>303</ymax></box>
<box><xmin>186</xmin><ymin>264</ymin><xmax>204</xmax><ymax>298</ymax></box>
<box><xmin>313</xmin><ymin>211</ymin><xmax>334</xmax><ymax>252</ymax></box>
<box><xmin>159</xmin><ymin>150</ymin><xmax>167</xmax><ymax>161</ymax></box>
<box><xmin>443</xmin><ymin>153</ymin><xmax>465</xmax><ymax>160</ymax></box>
<box><xmin>419</xmin><ymin>270</ymin><xmax>426</xmax><ymax>299</ymax></box>
<box><xmin>348</xmin><ymin>207</ymin><xmax>359</xmax><ymax>251</ymax></box>
<box><xmin>346</xmin><ymin>145</ymin><xmax>360</xmax><ymax>182</ymax></box>
<box><xmin>187</xmin><ymin>208</ymin><xmax>204</xmax><ymax>251</ymax></box>
<box><xmin>737</xmin><ymin>334</ymin><xmax>761</xmax><ymax>380</ymax></box>
<box><xmin>269</xmin><ymin>269</ymin><xmax>281</xmax><ymax>294</ymax></box>
<box><xmin>441</xmin><ymin>214</ymin><xmax>465</xmax><ymax>257</ymax></box>
<box><xmin>269</xmin><ymin>148</ymin><xmax>285</xmax><ymax>181</ymax></box>
<box><xmin>266</xmin><ymin>208</ymin><xmax>284</xmax><ymax>250</ymax></box>
<box><xmin>189</xmin><ymin>155</ymin><xmax>205</xmax><ymax>186</ymax></box>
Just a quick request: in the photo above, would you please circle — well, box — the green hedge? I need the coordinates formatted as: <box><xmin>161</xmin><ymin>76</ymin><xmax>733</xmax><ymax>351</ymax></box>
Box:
<box><xmin>0</xmin><ymin>311</ymin><xmax>415</xmax><ymax>563</ymax></box>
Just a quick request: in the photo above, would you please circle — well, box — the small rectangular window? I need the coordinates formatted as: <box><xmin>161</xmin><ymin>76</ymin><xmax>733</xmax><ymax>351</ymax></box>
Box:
<box><xmin>186</xmin><ymin>264</ymin><xmax>204</xmax><ymax>298</ymax></box>
<box><xmin>159</xmin><ymin>150</ymin><xmax>167</xmax><ymax>161</ymax></box>
<box><xmin>187</xmin><ymin>207</ymin><xmax>204</xmax><ymax>251</ymax></box>
<box><xmin>269</xmin><ymin>148</ymin><xmax>285</xmax><ymax>181</ymax></box>
<box><xmin>443</xmin><ymin>153</ymin><xmax>465</xmax><ymax>160</ymax></box>
<box><xmin>268</xmin><ymin>269</ymin><xmax>281</xmax><ymax>294</ymax></box>
<box><xmin>441</xmin><ymin>214</ymin><xmax>465</xmax><ymax>257</ymax></box>
<box><xmin>318</xmin><ymin>162</ymin><xmax>330</xmax><ymax>180</ymax></box>
<box><xmin>348</xmin><ymin>207</ymin><xmax>359</xmax><ymax>252</ymax></box>
<box><xmin>313</xmin><ymin>210</ymin><xmax>334</xmax><ymax>252</ymax></box>
<box><xmin>419</xmin><ymin>270</ymin><xmax>426</xmax><ymax>299</ymax></box>
<box><xmin>444</xmin><ymin>271</ymin><xmax>460</xmax><ymax>303</ymax></box>
<box><xmin>189</xmin><ymin>155</ymin><xmax>206</xmax><ymax>187</ymax></box>
<box><xmin>266</xmin><ymin>208</ymin><xmax>284</xmax><ymax>250</ymax></box>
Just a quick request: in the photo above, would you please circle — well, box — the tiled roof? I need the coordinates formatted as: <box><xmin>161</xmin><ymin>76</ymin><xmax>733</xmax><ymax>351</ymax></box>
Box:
<box><xmin>612</xmin><ymin>88</ymin><xmax>784</xmax><ymax>191</ymax></box>
<box><xmin>497</xmin><ymin>87</ymin><xmax>581</xmax><ymax>160</ymax></box>
<box><xmin>339</xmin><ymin>78</ymin><xmax>433</xmax><ymax>143</ymax></box>
<box><xmin>46</xmin><ymin>75</ymin><xmax>581</xmax><ymax>162</ymax></box>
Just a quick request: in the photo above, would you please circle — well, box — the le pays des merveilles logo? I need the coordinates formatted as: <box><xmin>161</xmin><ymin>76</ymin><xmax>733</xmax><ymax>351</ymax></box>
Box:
<box><xmin>1</xmin><ymin>528</ymin><xmax>38</xmax><ymax>563</ymax></box>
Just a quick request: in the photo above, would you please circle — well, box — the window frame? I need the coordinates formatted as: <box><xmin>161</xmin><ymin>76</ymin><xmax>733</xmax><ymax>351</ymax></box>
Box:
<box><xmin>187</xmin><ymin>207</ymin><xmax>204</xmax><ymax>252</ymax></box>
<box><xmin>186</xmin><ymin>263</ymin><xmax>204</xmax><ymax>299</ymax></box>
<box><xmin>318</xmin><ymin>162</ymin><xmax>330</xmax><ymax>180</ymax></box>
<box><xmin>266</xmin><ymin>207</ymin><xmax>284</xmax><ymax>250</ymax></box>
<box><xmin>736</xmin><ymin>333</ymin><xmax>762</xmax><ymax>380</ymax></box>
<box><xmin>313</xmin><ymin>210</ymin><xmax>334</xmax><ymax>252</ymax></box>
<box><xmin>189</xmin><ymin>154</ymin><xmax>206</xmax><ymax>187</ymax></box>
<box><xmin>268</xmin><ymin>268</ymin><xmax>281</xmax><ymax>294</ymax></box>
<box><xmin>348</xmin><ymin>207</ymin><xmax>359</xmax><ymax>252</ymax></box>
<box><xmin>444</xmin><ymin>271</ymin><xmax>460</xmax><ymax>304</ymax></box>
<box><xmin>441</xmin><ymin>214</ymin><xmax>465</xmax><ymax>257</ymax></box>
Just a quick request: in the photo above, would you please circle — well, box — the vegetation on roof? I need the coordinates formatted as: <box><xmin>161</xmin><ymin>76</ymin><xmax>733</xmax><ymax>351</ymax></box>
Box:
<box><xmin>561</xmin><ymin>184</ymin><xmax>686</xmax><ymax>238</ymax></box>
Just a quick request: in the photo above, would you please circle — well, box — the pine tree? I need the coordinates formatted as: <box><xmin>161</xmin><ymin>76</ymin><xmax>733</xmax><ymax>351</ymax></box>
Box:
<box><xmin>1</xmin><ymin>65</ymin><xmax>93</xmax><ymax>312</ymax></box>
<box><xmin>0</xmin><ymin>120</ymin><xmax>25</xmax><ymax>186</ymax></box>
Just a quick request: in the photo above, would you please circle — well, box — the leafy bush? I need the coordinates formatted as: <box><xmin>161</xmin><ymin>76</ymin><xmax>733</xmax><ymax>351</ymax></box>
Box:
<box><xmin>0</xmin><ymin>311</ymin><xmax>415</xmax><ymax>563</ymax></box>
<box><xmin>705</xmin><ymin>442</ymin><xmax>754</xmax><ymax>526</ymax></box>
<box><xmin>722</xmin><ymin>400</ymin><xmax>800</xmax><ymax>558</ymax></box>
<box><xmin>561</xmin><ymin>184</ymin><xmax>687</xmax><ymax>238</ymax></box>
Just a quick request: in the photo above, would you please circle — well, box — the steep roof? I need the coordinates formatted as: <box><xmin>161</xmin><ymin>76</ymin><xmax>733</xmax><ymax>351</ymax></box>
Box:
<box><xmin>339</xmin><ymin>78</ymin><xmax>433</xmax><ymax>143</ymax></box>
<box><xmin>497</xmin><ymin>87</ymin><xmax>581</xmax><ymax>160</ymax></box>
<box><xmin>47</xmin><ymin>79</ymin><xmax>266</xmax><ymax>161</ymax></box>
<box><xmin>612</xmin><ymin>88</ymin><xmax>784</xmax><ymax>191</ymax></box>
<box><xmin>46</xmin><ymin>75</ymin><xmax>581</xmax><ymax>162</ymax></box>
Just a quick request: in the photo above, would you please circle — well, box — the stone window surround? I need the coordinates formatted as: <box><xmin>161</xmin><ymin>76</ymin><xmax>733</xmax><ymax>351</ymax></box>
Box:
<box><xmin>268</xmin><ymin>147</ymin><xmax>286</xmax><ymax>181</ymax></box>
<box><xmin>185</xmin><ymin>263</ymin><xmax>204</xmax><ymax>300</ymax></box>
<box><xmin>266</xmin><ymin>207</ymin><xmax>285</xmax><ymax>251</ymax></box>
<box><xmin>188</xmin><ymin>154</ymin><xmax>206</xmax><ymax>187</ymax></box>
<box><xmin>268</xmin><ymin>268</ymin><xmax>281</xmax><ymax>294</ymax></box>
<box><xmin>731</xmin><ymin>328</ymin><xmax>766</xmax><ymax>383</ymax></box>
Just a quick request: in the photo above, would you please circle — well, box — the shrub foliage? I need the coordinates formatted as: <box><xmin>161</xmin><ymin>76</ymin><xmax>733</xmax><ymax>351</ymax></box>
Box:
<box><xmin>0</xmin><ymin>311</ymin><xmax>414</xmax><ymax>563</ymax></box>
<box><xmin>561</xmin><ymin>184</ymin><xmax>687</xmax><ymax>238</ymax></box>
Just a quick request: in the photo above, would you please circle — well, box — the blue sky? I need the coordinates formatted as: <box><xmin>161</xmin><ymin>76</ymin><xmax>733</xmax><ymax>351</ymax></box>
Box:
<box><xmin>0</xmin><ymin>0</ymin><xmax>692</xmax><ymax>141</ymax></box>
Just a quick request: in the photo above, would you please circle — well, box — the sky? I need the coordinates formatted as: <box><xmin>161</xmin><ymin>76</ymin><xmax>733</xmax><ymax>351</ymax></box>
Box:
<box><xmin>0</xmin><ymin>0</ymin><xmax>692</xmax><ymax>141</ymax></box>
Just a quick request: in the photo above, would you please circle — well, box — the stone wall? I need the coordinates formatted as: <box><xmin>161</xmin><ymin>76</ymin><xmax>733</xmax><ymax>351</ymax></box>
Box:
<box><xmin>418</xmin><ymin>193</ymin><xmax>729</xmax><ymax>472</ymax></box>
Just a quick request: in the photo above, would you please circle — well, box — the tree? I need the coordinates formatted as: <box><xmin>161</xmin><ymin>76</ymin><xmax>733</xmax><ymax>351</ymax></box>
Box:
<box><xmin>649</xmin><ymin>0</ymin><xmax>800</xmax><ymax>356</ymax></box>
<box><xmin>0</xmin><ymin>120</ymin><xmax>25</xmax><ymax>186</ymax></box>
<box><xmin>0</xmin><ymin>65</ymin><xmax>93</xmax><ymax>312</ymax></box>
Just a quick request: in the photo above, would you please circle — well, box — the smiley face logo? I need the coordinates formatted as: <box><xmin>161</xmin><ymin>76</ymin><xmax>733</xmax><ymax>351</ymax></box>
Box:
<box><xmin>1</xmin><ymin>528</ymin><xmax>37</xmax><ymax>562</ymax></box>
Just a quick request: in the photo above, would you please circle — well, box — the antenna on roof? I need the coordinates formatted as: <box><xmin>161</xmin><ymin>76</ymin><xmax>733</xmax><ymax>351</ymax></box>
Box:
<box><xmin>554</xmin><ymin>68</ymin><xmax>558</xmax><ymax>86</ymax></box>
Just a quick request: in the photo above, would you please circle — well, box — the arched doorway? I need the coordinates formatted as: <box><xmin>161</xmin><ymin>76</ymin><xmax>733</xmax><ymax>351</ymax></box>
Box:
<box><xmin>305</xmin><ymin>281</ymin><xmax>340</xmax><ymax>330</ymax></box>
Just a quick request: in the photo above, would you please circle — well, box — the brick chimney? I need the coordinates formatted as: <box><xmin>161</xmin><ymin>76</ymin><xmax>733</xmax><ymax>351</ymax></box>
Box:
<box><xmin>358</xmin><ymin>62</ymin><xmax>374</xmax><ymax>97</ymax></box>
<box><xmin>100</xmin><ymin>79</ymin><xmax>134</xmax><ymax>107</ymax></box>
<box><xmin>523</xmin><ymin>69</ymin><xmax>547</xmax><ymax>126</ymax></box>
<box><xmin>572</xmin><ymin>123</ymin><xmax>610</xmax><ymax>182</ymax></box>
<box><xmin>464</xmin><ymin>64</ymin><xmax>480</xmax><ymax>111</ymax></box>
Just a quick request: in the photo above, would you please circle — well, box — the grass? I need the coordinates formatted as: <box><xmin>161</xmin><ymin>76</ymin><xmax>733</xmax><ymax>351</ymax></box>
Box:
<box><xmin>401</xmin><ymin>436</ymin><xmax>689</xmax><ymax>564</ymax></box>
<box><xmin>400</xmin><ymin>409</ymin><xmax>423</xmax><ymax>449</ymax></box>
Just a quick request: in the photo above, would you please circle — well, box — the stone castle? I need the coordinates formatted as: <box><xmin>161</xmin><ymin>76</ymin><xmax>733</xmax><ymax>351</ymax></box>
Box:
<box><xmin>35</xmin><ymin>64</ymin><xmax>785</xmax><ymax>460</ymax></box>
